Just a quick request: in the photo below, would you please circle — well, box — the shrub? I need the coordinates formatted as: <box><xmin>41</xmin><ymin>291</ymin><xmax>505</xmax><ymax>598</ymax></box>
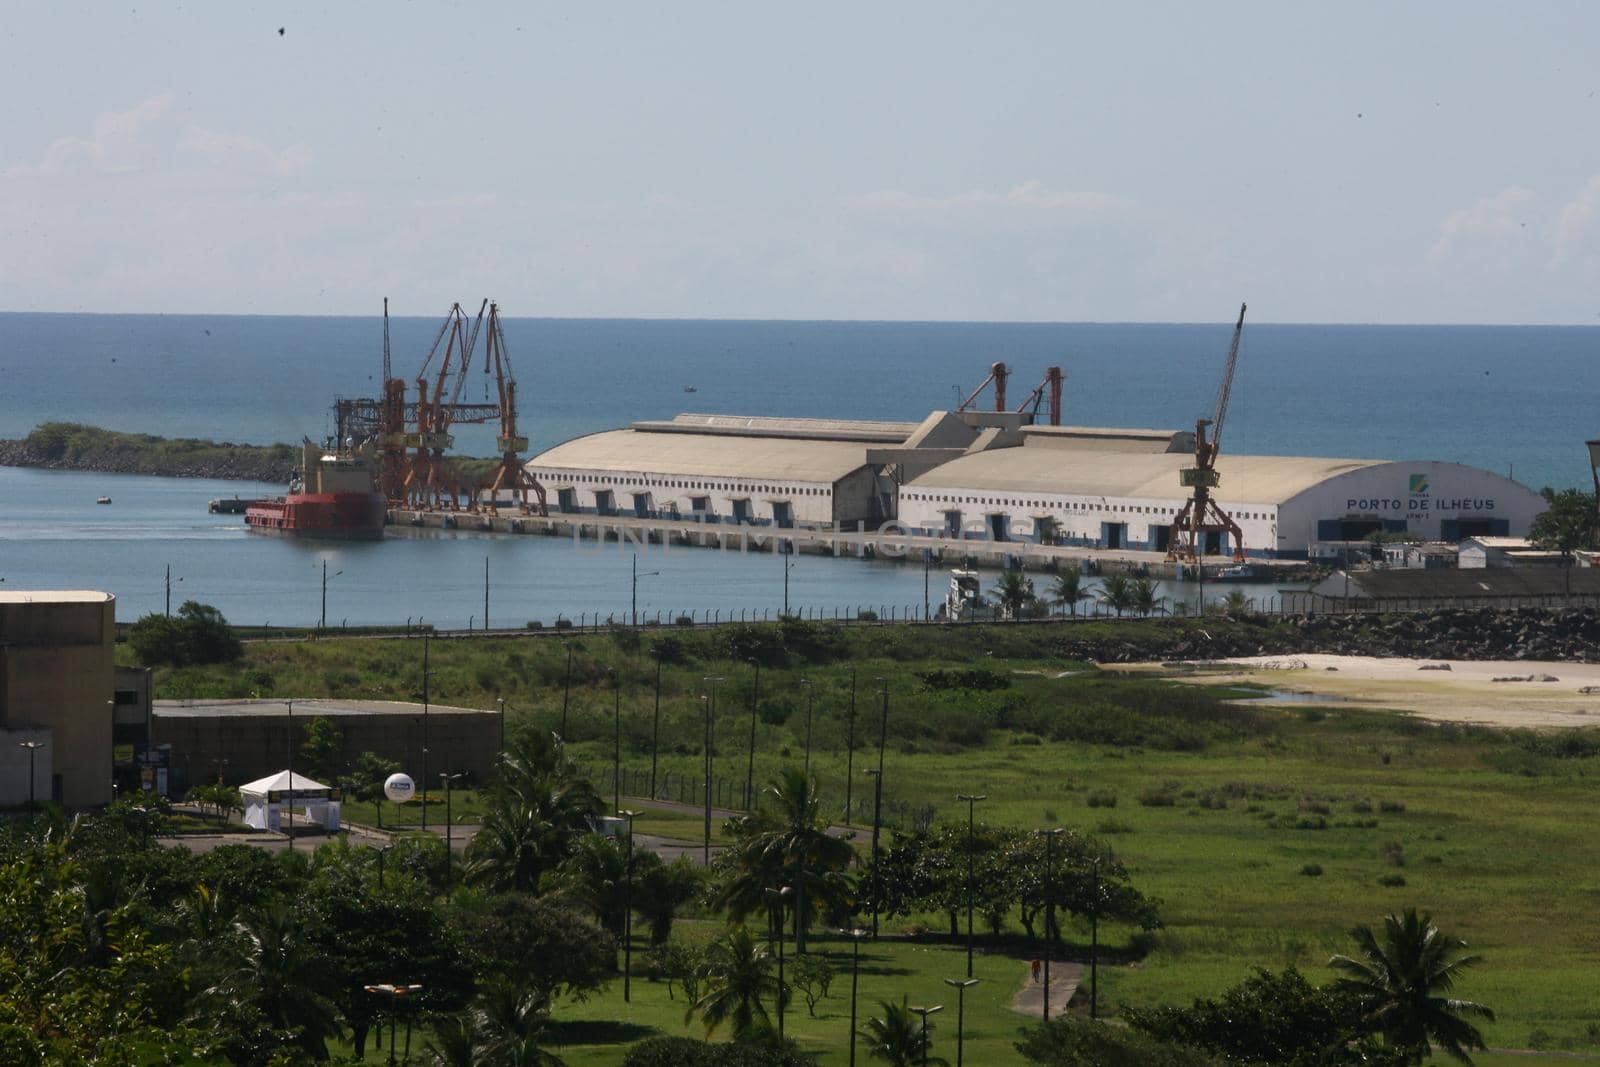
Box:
<box><xmin>1348</xmin><ymin>798</ymin><xmax>1373</xmax><ymax>813</ymax></box>
<box><xmin>1299</xmin><ymin>863</ymin><xmax>1323</xmax><ymax>877</ymax></box>
<box><xmin>554</xmin><ymin>617</ymin><xmax>574</xmax><ymax>630</ymax></box>
<box><xmin>1377</xmin><ymin>873</ymin><xmax>1407</xmax><ymax>887</ymax></box>
<box><xmin>857</xmin><ymin>609</ymin><xmax>878</xmax><ymax>621</ymax></box>
<box><xmin>675</xmin><ymin>615</ymin><xmax>695</xmax><ymax>627</ymax></box>
<box><xmin>1138</xmin><ymin>789</ymin><xmax>1177</xmax><ymax>807</ymax></box>
<box><xmin>127</xmin><ymin>601</ymin><xmax>242</xmax><ymax>666</ymax></box>
<box><xmin>1086</xmin><ymin>791</ymin><xmax>1117</xmax><ymax>809</ymax></box>
<box><xmin>1379</xmin><ymin>799</ymin><xmax>1406</xmax><ymax>813</ymax></box>
<box><xmin>525</xmin><ymin>620</ymin><xmax>544</xmax><ymax>630</ymax></box>
<box><xmin>1197</xmin><ymin>791</ymin><xmax>1228</xmax><ymax>810</ymax></box>
<box><xmin>1011</xmin><ymin>733</ymin><xmax>1043</xmax><ymax>746</ymax></box>
<box><xmin>1379</xmin><ymin>841</ymin><xmax>1406</xmax><ymax>867</ymax></box>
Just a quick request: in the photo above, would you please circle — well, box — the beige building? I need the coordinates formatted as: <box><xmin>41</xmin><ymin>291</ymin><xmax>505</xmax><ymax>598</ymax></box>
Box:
<box><xmin>1</xmin><ymin>591</ymin><xmax>116</xmax><ymax>808</ymax></box>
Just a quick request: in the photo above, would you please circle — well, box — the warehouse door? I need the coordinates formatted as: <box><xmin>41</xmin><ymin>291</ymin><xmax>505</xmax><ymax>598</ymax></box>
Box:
<box><xmin>1102</xmin><ymin>522</ymin><xmax>1125</xmax><ymax>549</ymax></box>
<box><xmin>943</xmin><ymin>510</ymin><xmax>962</xmax><ymax>537</ymax></box>
<box><xmin>1149</xmin><ymin>524</ymin><xmax>1170</xmax><ymax>552</ymax></box>
<box><xmin>772</xmin><ymin>501</ymin><xmax>794</xmax><ymax>528</ymax></box>
<box><xmin>988</xmin><ymin>513</ymin><xmax>1010</xmax><ymax>541</ymax></box>
<box><xmin>594</xmin><ymin>490</ymin><xmax>616</xmax><ymax>516</ymax></box>
<box><xmin>632</xmin><ymin>492</ymin><xmax>652</xmax><ymax>518</ymax></box>
<box><xmin>557</xmin><ymin>488</ymin><xmax>578</xmax><ymax>513</ymax></box>
<box><xmin>731</xmin><ymin>498</ymin><xmax>751</xmax><ymax>524</ymax></box>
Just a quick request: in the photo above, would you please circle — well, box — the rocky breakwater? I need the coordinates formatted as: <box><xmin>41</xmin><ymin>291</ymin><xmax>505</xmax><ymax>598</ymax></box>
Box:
<box><xmin>1053</xmin><ymin>607</ymin><xmax>1600</xmax><ymax>665</ymax></box>
<box><xmin>0</xmin><ymin>423</ymin><xmax>296</xmax><ymax>483</ymax></box>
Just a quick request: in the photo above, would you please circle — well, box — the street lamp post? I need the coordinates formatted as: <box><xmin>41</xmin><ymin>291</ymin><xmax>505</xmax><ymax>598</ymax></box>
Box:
<box><xmin>649</xmin><ymin>652</ymin><xmax>663</xmax><ymax>798</ymax></box>
<box><xmin>375</xmin><ymin>843</ymin><xmax>393</xmax><ymax>890</ymax></box>
<box><xmin>164</xmin><ymin>563</ymin><xmax>183</xmax><ymax>617</ymax></box>
<box><xmin>17</xmin><ymin>741</ymin><xmax>44</xmax><ymax>808</ymax></box>
<box><xmin>363</xmin><ymin>983</ymin><xmax>422</xmax><ymax>1067</ymax></box>
<box><xmin>870</xmin><ymin>675</ymin><xmax>889</xmax><ymax>937</ymax></box>
<box><xmin>942</xmin><ymin>978</ymin><xmax>980</xmax><ymax>1067</ymax></box>
<box><xmin>865</xmin><ymin>768</ymin><xmax>883</xmax><ymax>937</ymax></box>
<box><xmin>782</xmin><ymin>542</ymin><xmax>796</xmax><ymax>615</ymax></box>
<box><xmin>766</xmin><ymin>886</ymin><xmax>793</xmax><ymax>1038</ymax></box>
<box><xmin>845</xmin><ymin>927</ymin><xmax>868</xmax><ymax>1066</ymax></box>
<box><xmin>631</xmin><ymin>554</ymin><xmax>659</xmax><ymax>627</ymax></box>
<box><xmin>798</xmin><ymin>677</ymin><xmax>815</xmax><ymax>776</ymax></box>
<box><xmin>910</xmin><ymin>1004</ymin><xmax>944</xmax><ymax>1067</ymax></box>
<box><xmin>420</xmin><ymin>636</ymin><xmax>433</xmax><ymax>832</ymax></box>
<box><xmin>956</xmin><ymin>793</ymin><xmax>988</xmax><ymax>977</ymax></box>
<box><xmin>320</xmin><ymin>561</ymin><xmax>342</xmax><ymax>630</ymax></box>
<box><xmin>1037</xmin><ymin>827</ymin><xmax>1065</xmax><ymax>1021</ymax></box>
<box><xmin>702</xmin><ymin>676</ymin><xmax>724</xmax><ymax>866</ymax></box>
<box><xmin>560</xmin><ymin>643</ymin><xmax>574</xmax><ymax>740</ymax></box>
<box><xmin>285</xmin><ymin>698</ymin><xmax>295</xmax><ymax>850</ymax></box>
<box><xmin>440</xmin><ymin>772</ymin><xmax>465</xmax><ymax>876</ymax></box>
<box><xmin>620</xmin><ymin>808</ymin><xmax>642</xmax><ymax>1001</ymax></box>
<box><xmin>843</xmin><ymin>667</ymin><xmax>857</xmax><ymax>824</ymax></box>
<box><xmin>611</xmin><ymin>667</ymin><xmax>623</xmax><ymax>811</ymax></box>
<box><xmin>744</xmin><ymin>659</ymin><xmax>760</xmax><ymax>810</ymax></box>
<box><xmin>1089</xmin><ymin>852</ymin><xmax>1103</xmax><ymax>1019</ymax></box>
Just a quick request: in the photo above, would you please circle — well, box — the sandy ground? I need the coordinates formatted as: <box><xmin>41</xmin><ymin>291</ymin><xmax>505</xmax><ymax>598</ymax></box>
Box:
<box><xmin>1123</xmin><ymin>654</ymin><xmax>1600</xmax><ymax>729</ymax></box>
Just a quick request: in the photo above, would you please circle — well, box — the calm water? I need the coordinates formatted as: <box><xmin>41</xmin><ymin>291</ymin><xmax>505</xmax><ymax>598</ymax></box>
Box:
<box><xmin>0</xmin><ymin>314</ymin><xmax>1594</xmax><ymax>623</ymax></box>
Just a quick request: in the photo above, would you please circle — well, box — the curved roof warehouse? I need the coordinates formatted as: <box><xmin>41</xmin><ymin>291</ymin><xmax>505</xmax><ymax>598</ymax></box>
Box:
<box><xmin>525</xmin><ymin>411</ymin><xmax>1546</xmax><ymax>560</ymax></box>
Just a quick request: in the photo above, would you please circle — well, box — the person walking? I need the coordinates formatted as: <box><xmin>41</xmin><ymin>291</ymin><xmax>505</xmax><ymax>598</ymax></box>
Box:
<box><xmin>1030</xmin><ymin>958</ymin><xmax>1041</xmax><ymax>984</ymax></box>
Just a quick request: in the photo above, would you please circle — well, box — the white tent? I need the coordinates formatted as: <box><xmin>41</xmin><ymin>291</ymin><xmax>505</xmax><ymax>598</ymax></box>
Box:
<box><xmin>239</xmin><ymin>770</ymin><xmax>341</xmax><ymax>832</ymax></box>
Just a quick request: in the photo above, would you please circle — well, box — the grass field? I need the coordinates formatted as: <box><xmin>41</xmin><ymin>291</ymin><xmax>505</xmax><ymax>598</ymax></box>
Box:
<box><xmin>140</xmin><ymin>621</ymin><xmax>1600</xmax><ymax>1061</ymax></box>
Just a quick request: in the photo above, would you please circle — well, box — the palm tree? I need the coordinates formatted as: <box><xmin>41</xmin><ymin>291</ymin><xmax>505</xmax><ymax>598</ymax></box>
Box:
<box><xmin>556</xmin><ymin>832</ymin><xmax>664</xmax><ymax>937</ymax></box>
<box><xmin>1129</xmin><ymin>576</ymin><xmax>1160</xmax><ymax>617</ymax></box>
<box><xmin>1328</xmin><ymin>908</ymin><xmax>1494</xmax><ymax>1063</ymax></box>
<box><xmin>472</xmin><ymin>977</ymin><xmax>567</xmax><ymax>1067</ymax></box>
<box><xmin>690</xmin><ymin>925</ymin><xmax>778</xmax><ymax>1040</ymax></box>
<box><xmin>859</xmin><ymin>997</ymin><xmax>948</xmax><ymax>1066</ymax></box>
<box><xmin>990</xmin><ymin>567</ymin><xmax>1035</xmax><ymax>620</ymax></box>
<box><xmin>466</xmin><ymin>731</ymin><xmax>603</xmax><ymax>892</ymax></box>
<box><xmin>1052</xmin><ymin>570</ymin><xmax>1091</xmax><ymax>617</ymax></box>
<box><xmin>714</xmin><ymin>767</ymin><xmax>856</xmax><ymax>953</ymax></box>
<box><xmin>1221</xmin><ymin>589</ymin><xmax>1252</xmax><ymax>617</ymax></box>
<box><xmin>206</xmin><ymin>902</ymin><xmax>343</xmax><ymax>1060</ymax></box>
<box><xmin>1098</xmin><ymin>573</ymin><xmax>1134</xmax><ymax>617</ymax></box>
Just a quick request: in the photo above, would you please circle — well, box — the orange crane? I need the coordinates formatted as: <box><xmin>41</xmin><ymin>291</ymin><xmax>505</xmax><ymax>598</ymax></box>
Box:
<box><xmin>403</xmin><ymin>302</ymin><xmax>495</xmax><ymax>510</ymax></box>
<box><xmin>956</xmin><ymin>361</ymin><xmax>1010</xmax><ymax>412</ymax></box>
<box><xmin>1013</xmin><ymin>366</ymin><xmax>1064</xmax><ymax>425</ymax></box>
<box><xmin>1168</xmin><ymin>304</ymin><xmax>1248</xmax><ymax>564</ymax></box>
<box><xmin>479</xmin><ymin>302</ymin><xmax>547</xmax><ymax>515</ymax></box>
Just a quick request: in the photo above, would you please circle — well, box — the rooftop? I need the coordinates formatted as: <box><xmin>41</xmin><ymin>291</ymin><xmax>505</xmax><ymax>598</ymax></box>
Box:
<box><xmin>529</xmin><ymin>427</ymin><xmax>877</xmax><ymax>484</ymax></box>
<box><xmin>154</xmin><ymin>698</ymin><xmax>495</xmax><ymax>719</ymax></box>
<box><xmin>0</xmin><ymin>590</ymin><xmax>114</xmax><ymax>604</ymax></box>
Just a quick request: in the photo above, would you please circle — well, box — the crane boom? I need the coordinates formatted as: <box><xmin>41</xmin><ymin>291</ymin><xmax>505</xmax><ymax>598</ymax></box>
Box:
<box><xmin>1209</xmin><ymin>303</ymin><xmax>1246</xmax><ymax>454</ymax></box>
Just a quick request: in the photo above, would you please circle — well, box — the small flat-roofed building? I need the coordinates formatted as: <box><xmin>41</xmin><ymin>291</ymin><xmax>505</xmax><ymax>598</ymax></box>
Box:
<box><xmin>1</xmin><ymin>590</ymin><xmax>115</xmax><ymax>808</ymax></box>
<box><xmin>1458</xmin><ymin>536</ymin><xmax>1563</xmax><ymax>569</ymax></box>
<box><xmin>152</xmin><ymin>697</ymin><xmax>500</xmax><ymax>793</ymax></box>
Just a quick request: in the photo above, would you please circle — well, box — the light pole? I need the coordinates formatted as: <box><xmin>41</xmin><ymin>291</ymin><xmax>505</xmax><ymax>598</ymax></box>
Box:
<box><xmin>484</xmin><ymin>555</ymin><xmax>489</xmax><ymax>630</ymax></box>
<box><xmin>560</xmin><ymin>643</ymin><xmax>575</xmax><ymax>740</ymax></box>
<box><xmin>285</xmin><ymin>698</ymin><xmax>295</xmax><ymax>850</ymax></box>
<box><xmin>439</xmin><ymin>772</ymin><xmax>465</xmax><ymax>875</ymax></box>
<box><xmin>1089</xmin><ymin>852</ymin><xmax>1104</xmax><ymax>1019</ymax></box>
<box><xmin>649</xmin><ymin>651</ymin><xmax>663</xmax><ymax>798</ymax></box>
<box><xmin>610</xmin><ymin>667</ymin><xmax>622</xmax><ymax>811</ymax></box>
<box><xmin>957</xmin><ymin>793</ymin><xmax>987</xmax><ymax>977</ymax></box>
<box><xmin>363</xmin><ymin>983</ymin><xmax>422</xmax><ymax>1067</ymax></box>
<box><xmin>910</xmin><ymin>1004</ymin><xmax>944</xmax><ymax>1067</ymax></box>
<box><xmin>843</xmin><ymin>667</ymin><xmax>857</xmax><ymax>824</ymax></box>
<box><xmin>870</xmin><ymin>675</ymin><xmax>889</xmax><ymax>936</ymax></box>
<box><xmin>620</xmin><ymin>808</ymin><xmax>642</xmax><ymax>1001</ymax></box>
<box><xmin>845</xmin><ymin>927</ymin><xmax>868</xmax><ymax>1067</ymax></box>
<box><xmin>17</xmin><ymin>740</ymin><xmax>44</xmax><ymax>808</ymax></box>
<box><xmin>420</xmin><ymin>636</ymin><xmax>433</xmax><ymax>831</ymax></box>
<box><xmin>766</xmin><ymin>886</ymin><xmax>793</xmax><ymax>1038</ymax></box>
<box><xmin>320</xmin><ymin>561</ymin><xmax>342</xmax><ymax>630</ymax></box>
<box><xmin>943</xmin><ymin>978</ymin><xmax>979</xmax><ymax>1067</ymax></box>
<box><xmin>631</xmin><ymin>555</ymin><xmax>659</xmax><ymax>627</ymax></box>
<box><xmin>1037</xmin><ymin>827</ymin><xmax>1065</xmax><ymax>1021</ymax></box>
<box><xmin>923</xmin><ymin>548</ymin><xmax>932</xmax><ymax>620</ymax></box>
<box><xmin>702</xmin><ymin>676</ymin><xmax>724</xmax><ymax>866</ymax></box>
<box><xmin>375</xmin><ymin>843</ymin><xmax>394</xmax><ymax>890</ymax></box>
<box><xmin>744</xmin><ymin>659</ymin><xmax>761</xmax><ymax>810</ymax></box>
<box><xmin>782</xmin><ymin>542</ymin><xmax>796</xmax><ymax>615</ymax></box>
<box><xmin>164</xmin><ymin>563</ymin><xmax>183</xmax><ymax>617</ymax></box>
<box><xmin>496</xmin><ymin>697</ymin><xmax>505</xmax><ymax>764</ymax></box>
<box><xmin>865</xmin><ymin>768</ymin><xmax>883</xmax><ymax>937</ymax></box>
<box><xmin>798</xmin><ymin>677</ymin><xmax>815</xmax><ymax>776</ymax></box>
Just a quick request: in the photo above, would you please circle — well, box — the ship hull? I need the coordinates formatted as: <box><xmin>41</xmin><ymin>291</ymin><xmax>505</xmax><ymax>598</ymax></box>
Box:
<box><xmin>245</xmin><ymin>492</ymin><xmax>387</xmax><ymax>540</ymax></box>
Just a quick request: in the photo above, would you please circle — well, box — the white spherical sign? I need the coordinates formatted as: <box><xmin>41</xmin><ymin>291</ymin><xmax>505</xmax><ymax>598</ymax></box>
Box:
<box><xmin>383</xmin><ymin>773</ymin><xmax>416</xmax><ymax>804</ymax></box>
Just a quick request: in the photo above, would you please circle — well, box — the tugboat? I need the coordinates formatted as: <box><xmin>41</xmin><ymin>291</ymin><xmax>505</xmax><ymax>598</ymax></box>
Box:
<box><xmin>245</xmin><ymin>439</ymin><xmax>387</xmax><ymax>540</ymax></box>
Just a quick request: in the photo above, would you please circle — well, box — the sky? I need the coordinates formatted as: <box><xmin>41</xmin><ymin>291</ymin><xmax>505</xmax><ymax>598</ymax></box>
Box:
<box><xmin>3</xmin><ymin>2</ymin><xmax>1600</xmax><ymax>324</ymax></box>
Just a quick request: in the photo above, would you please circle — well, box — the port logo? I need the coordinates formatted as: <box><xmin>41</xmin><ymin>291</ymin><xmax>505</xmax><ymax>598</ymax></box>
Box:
<box><xmin>1409</xmin><ymin>474</ymin><xmax>1430</xmax><ymax>494</ymax></box>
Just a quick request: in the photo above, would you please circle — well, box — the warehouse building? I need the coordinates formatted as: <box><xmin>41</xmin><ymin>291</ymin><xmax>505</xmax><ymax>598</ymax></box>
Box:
<box><xmin>0</xmin><ymin>590</ymin><xmax>116</xmax><ymax>808</ymax></box>
<box><xmin>527</xmin><ymin>410</ymin><xmax>1548</xmax><ymax>560</ymax></box>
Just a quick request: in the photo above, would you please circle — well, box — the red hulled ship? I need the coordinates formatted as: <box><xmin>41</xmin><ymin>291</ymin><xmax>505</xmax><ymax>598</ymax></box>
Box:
<box><xmin>246</xmin><ymin>441</ymin><xmax>387</xmax><ymax>540</ymax></box>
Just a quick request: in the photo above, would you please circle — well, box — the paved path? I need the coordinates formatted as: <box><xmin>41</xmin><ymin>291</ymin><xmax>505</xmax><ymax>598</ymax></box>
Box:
<box><xmin>1009</xmin><ymin>959</ymin><xmax>1083</xmax><ymax>1019</ymax></box>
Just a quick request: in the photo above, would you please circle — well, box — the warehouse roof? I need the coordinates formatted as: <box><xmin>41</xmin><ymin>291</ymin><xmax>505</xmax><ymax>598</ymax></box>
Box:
<box><xmin>906</xmin><ymin>447</ymin><xmax>1385</xmax><ymax>504</ymax></box>
<box><xmin>528</xmin><ymin>428</ymin><xmax>874</xmax><ymax>484</ymax></box>
<box><xmin>155</xmin><ymin>698</ymin><xmax>494</xmax><ymax>719</ymax></box>
<box><xmin>1315</xmin><ymin>568</ymin><xmax>1600</xmax><ymax>601</ymax></box>
<box><xmin>0</xmin><ymin>590</ymin><xmax>114</xmax><ymax>603</ymax></box>
<box><xmin>632</xmin><ymin>413</ymin><xmax>918</xmax><ymax>443</ymax></box>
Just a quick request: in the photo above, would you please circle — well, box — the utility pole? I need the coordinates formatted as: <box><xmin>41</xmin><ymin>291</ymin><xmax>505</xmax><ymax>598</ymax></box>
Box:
<box><xmin>701</xmin><ymin>676</ymin><xmax>724</xmax><ymax>866</ymax></box>
<box><xmin>843</xmin><ymin>667</ymin><xmax>857</xmax><ymax>824</ymax></box>
<box><xmin>484</xmin><ymin>555</ymin><xmax>489</xmax><ymax>630</ymax></box>
<box><xmin>649</xmin><ymin>653</ymin><xmax>662</xmax><ymax>798</ymax></box>
<box><xmin>421</xmin><ymin>636</ymin><xmax>431</xmax><ymax>831</ymax></box>
<box><xmin>285</xmin><ymin>699</ymin><xmax>295</xmax><ymax>851</ymax></box>
<box><xmin>957</xmin><ymin>793</ymin><xmax>987</xmax><ymax>976</ymax></box>
<box><xmin>744</xmin><ymin>659</ymin><xmax>760</xmax><ymax>810</ymax></box>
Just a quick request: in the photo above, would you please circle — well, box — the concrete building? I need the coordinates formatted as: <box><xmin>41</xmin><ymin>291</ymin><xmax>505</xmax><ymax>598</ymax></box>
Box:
<box><xmin>1458</xmin><ymin>536</ymin><xmax>1564</xmax><ymax>569</ymax></box>
<box><xmin>152</xmin><ymin>698</ymin><xmax>501</xmax><ymax>793</ymax></box>
<box><xmin>0</xmin><ymin>590</ymin><xmax>116</xmax><ymax>808</ymax></box>
<box><xmin>528</xmin><ymin>410</ymin><xmax>1548</xmax><ymax>560</ymax></box>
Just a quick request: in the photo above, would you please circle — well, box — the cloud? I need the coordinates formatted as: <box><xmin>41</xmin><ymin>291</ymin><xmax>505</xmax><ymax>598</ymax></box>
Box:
<box><xmin>1553</xmin><ymin>173</ymin><xmax>1600</xmax><ymax>267</ymax></box>
<box><xmin>5</xmin><ymin>92</ymin><xmax>176</xmax><ymax>177</ymax></box>
<box><xmin>847</xmin><ymin>180</ymin><xmax>1133</xmax><ymax>231</ymax></box>
<box><xmin>1427</xmin><ymin>185</ymin><xmax>1539</xmax><ymax>263</ymax></box>
<box><xmin>177</xmin><ymin>127</ymin><xmax>312</xmax><ymax>177</ymax></box>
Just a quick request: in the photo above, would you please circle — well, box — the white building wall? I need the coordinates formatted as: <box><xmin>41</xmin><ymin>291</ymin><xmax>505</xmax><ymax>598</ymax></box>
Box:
<box><xmin>896</xmin><ymin>486</ymin><xmax>1279</xmax><ymax>555</ymax></box>
<box><xmin>527</xmin><ymin>465</ymin><xmax>840</xmax><ymax>527</ymax></box>
<box><xmin>1277</xmin><ymin>462</ymin><xmax>1546</xmax><ymax>558</ymax></box>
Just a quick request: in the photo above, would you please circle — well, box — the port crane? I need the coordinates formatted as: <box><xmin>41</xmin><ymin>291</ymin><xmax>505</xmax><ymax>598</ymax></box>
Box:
<box><xmin>479</xmin><ymin>302</ymin><xmax>547</xmax><ymax>514</ymax></box>
<box><xmin>1167</xmin><ymin>303</ymin><xmax>1248</xmax><ymax>564</ymax></box>
<box><xmin>956</xmin><ymin>361</ymin><xmax>1011</xmax><ymax>412</ymax></box>
<box><xmin>1012</xmin><ymin>366</ymin><xmax>1064</xmax><ymax>425</ymax></box>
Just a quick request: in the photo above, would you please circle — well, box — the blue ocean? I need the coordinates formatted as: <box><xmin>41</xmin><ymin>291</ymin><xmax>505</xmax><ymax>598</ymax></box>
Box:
<box><xmin>0</xmin><ymin>313</ymin><xmax>1596</xmax><ymax>625</ymax></box>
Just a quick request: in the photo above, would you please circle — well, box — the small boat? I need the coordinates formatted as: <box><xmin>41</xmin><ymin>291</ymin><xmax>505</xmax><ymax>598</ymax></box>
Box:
<box><xmin>1208</xmin><ymin>564</ymin><xmax>1258</xmax><ymax>582</ymax></box>
<box><xmin>683</xmin><ymin>385</ymin><xmax>697</xmax><ymax>393</ymax></box>
<box><xmin>95</xmin><ymin>496</ymin><xmax>112</xmax><ymax>505</ymax></box>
